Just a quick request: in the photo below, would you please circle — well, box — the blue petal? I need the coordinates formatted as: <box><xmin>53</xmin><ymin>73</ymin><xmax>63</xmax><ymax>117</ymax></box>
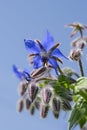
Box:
<box><xmin>23</xmin><ymin>71</ymin><xmax>31</xmax><ymax>81</ymax></box>
<box><xmin>13</xmin><ymin>65</ymin><xmax>31</xmax><ymax>81</ymax></box>
<box><xmin>33</xmin><ymin>55</ymin><xmax>43</xmax><ymax>69</ymax></box>
<box><xmin>13</xmin><ymin>65</ymin><xmax>24</xmax><ymax>79</ymax></box>
<box><xmin>42</xmin><ymin>31</ymin><xmax>54</xmax><ymax>51</ymax></box>
<box><xmin>51</xmin><ymin>48</ymin><xmax>68</xmax><ymax>59</ymax></box>
<box><xmin>48</xmin><ymin>58</ymin><xmax>58</xmax><ymax>75</ymax></box>
<box><xmin>24</xmin><ymin>39</ymin><xmax>40</xmax><ymax>53</ymax></box>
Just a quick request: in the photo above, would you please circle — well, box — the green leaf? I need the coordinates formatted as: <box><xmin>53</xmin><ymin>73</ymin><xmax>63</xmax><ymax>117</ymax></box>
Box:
<box><xmin>68</xmin><ymin>106</ymin><xmax>79</xmax><ymax>130</ymax></box>
<box><xmin>68</xmin><ymin>103</ymin><xmax>83</xmax><ymax>130</ymax></box>
<box><xmin>75</xmin><ymin>77</ymin><xmax>87</xmax><ymax>91</ymax></box>
<box><xmin>79</xmin><ymin>117</ymin><xmax>86</xmax><ymax>128</ymax></box>
<box><xmin>79</xmin><ymin>89</ymin><xmax>87</xmax><ymax>101</ymax></box>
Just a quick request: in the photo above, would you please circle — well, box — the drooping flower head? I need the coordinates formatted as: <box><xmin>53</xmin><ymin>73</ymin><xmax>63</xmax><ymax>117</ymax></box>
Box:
<box><xmin>24</xmin><ymin>31</ymin><xmax>68</xmax><ymax>75</ymax></box>
<box><xmin>66</xmin><ymin>22</ymin><xmax>87</xmax><ymax>37</ymax></box>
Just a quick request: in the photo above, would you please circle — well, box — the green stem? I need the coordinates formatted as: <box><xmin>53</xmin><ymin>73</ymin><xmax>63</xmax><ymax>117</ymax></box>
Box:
<box><xmin>78</xmin><ymin>58</ymin><xmax>84</xmax><ymax>76</ymax></box>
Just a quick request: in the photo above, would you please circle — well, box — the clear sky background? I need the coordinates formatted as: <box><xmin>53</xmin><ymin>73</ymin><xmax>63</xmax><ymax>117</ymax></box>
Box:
<box><xmin>0</xmin><ymin>0</ymin><xmax>87</xmax><ymax>130</ymax></box>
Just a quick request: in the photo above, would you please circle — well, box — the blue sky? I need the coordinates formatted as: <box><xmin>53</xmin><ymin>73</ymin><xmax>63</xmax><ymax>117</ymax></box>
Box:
<box><xmin>0</xmin><ymin>0</ymin><xmax>87</xmax><ymax>130</ymax></box>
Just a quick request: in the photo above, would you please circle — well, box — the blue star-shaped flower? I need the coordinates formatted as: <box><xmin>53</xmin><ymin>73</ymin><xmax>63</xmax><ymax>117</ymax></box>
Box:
<box><xmin>13</xmin><ymin>65</ymin><xmax>31</xmax><ymax>81</ymax></box>
<box><xmin>24</xmin><ymin>31</ymin><xmax>68</xmax><ymax>75</ymax></box>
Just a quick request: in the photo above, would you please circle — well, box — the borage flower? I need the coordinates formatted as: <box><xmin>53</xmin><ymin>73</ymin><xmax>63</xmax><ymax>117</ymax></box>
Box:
<box><xmin>24</xmin><ymin>31</ymin><xmax>68</xmax><ymax>75</ymax></box>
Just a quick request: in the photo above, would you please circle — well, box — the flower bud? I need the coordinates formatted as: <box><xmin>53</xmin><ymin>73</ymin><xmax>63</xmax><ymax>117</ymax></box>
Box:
<box><xmin>62</xmin><ymin>100</ymin><xmax>71</xmax><ymax>111</ymax></box>
<box><xmin>34</xmin><ymin>101</ymin><xmax>40</xmax><ymax>110</ymax></box>
<box><xmin>17</xmin><ymin>98</ymin><xmax>24</xmax><ymax>112</ymax></box>
<box><xmin>31</xmin><ymin>67</ymin><xmax>47</xmax><ymax>78</ymax></box>
<box><xmin>71</xmin><ymin>37</ymin><xmax>87</xmax><ymax>49</ymax></box>
<box><xmin>28</xmin><ymin>83</ymin><xmax>38</xmax><ymax>102</ymax></box>
<box><xmin>25</xmin><ymin>98</ymin><xmax>31</xmax><ymax>110</ymax></box>
<box><xmin>40</xmin><ymin>104</ymin><xmax>49</xmax><ymax>118</ymax></box>
<box><xmin>66</xmin><ymin>95</ymin><xmax>73</xmax><ymax>102</ymax></box>
<box><xmin>18</xmin><ymin>81</ymin><xmax>28</xmax><ymax>96</ymax></box>
<box><xmin>30</xmin><ymin>105</ymin><xmax>35</xmax><ymax>115</ymax></box>
<box><xmin>41</xmin><ymin>87</ymin><xmax>52</xmax><ymax>104</ymax></box>
<box><xmin>53</xmin><ymin>111</ymin><xmax>59</xmax><ymax>119</ymax></box>
<box><xmin>52</xmin><ymin>97</ymin><xmax>61</xmax><ymax>113</ymax></box>
<box><xmin>69</xmin><ymin>49</ymin><xmax>82</xmax><ymax>61</ymax></box>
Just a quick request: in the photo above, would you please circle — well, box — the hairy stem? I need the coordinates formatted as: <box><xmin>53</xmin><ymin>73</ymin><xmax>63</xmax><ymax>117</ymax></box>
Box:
<box><xmin>78</xmin><ymin>58</ymin><xmax>84</xmax><ymax>76</ymax></box>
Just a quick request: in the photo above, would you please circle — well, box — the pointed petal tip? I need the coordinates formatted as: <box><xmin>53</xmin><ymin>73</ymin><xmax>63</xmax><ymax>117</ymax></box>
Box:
<box><xmin>12</xmin><ymin>64</ymin><xmax>23</xmax><ymax>80</ymax></box>
<box><xmin>24</xmin><ymin>39</ymin><xmax>26</xmax><ymax>42</ymax></box>
<box><xmin>12</xmin><ymin>64</ymin><xmax>17</xmax><ymax>72</ymax></box>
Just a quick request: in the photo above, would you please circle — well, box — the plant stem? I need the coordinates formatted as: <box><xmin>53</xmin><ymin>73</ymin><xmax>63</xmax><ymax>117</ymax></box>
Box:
<box><xmin>57</xmin><ymin>65</ymin><xmax>64</xmax><ymax>75</ymax></box>
<box><xmin>78</xmin><ymin>58</ymin><xmax>84</xmax><ymax>76</ymax></box>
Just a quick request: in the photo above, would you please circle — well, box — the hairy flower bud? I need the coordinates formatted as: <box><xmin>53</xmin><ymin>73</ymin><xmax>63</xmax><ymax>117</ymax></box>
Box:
<box><xmin>28</xmin><ymin>83</ymin><xmax>38</xmax><ymax>102</ymax></box>
<box><xmin>53</xmin><ymin>111</ymin><xmax>59</xmax><ymax>119</ymax></box>
<box><xmin>30</xmin><ymin>67</ymin><xmax>47</xmax><ymax>78</ymax></box>
<box><xmin>62</xmin><ymin>100</ymin><xmax>72</xmax><ymax>111</ymax></box>
<box><xmin>71</xmin><ymin>37</ymin><xmax>87</xmax><ymax>49</ymax></box>
<box><xmin>17</xmin><ymin>98</ymin><xmax>24</xmax><ymax>112</ymax></box>
<box><xmin>40</xmin><ymin>104</ymin><xmax>49</xmax><ymax>118</ymax></box>
<box><xmin>18</xmin><ymin>81</ymin><xmax>28</xmax><ymax>96</ymax></box>
<box><xmin>30</xmin><ymin>105</ymin><xmax>35</xmax><ymax>115</ymax></box>
<box><xmin>52</xmin><ymin>97</ymin><xmax>61</xmax><ymax>113</ymax></box>
<box><xmin>25</xmin><ymin>98</ymin><xmax>31</xmax><ymax>109</ymax></box>
<box><xmin>69</xmin><ymin>49</ymin><xmax>82</xmax><ymax>61</ymax></box>
<box><xmin>41</xmin><ymin>87</ymin><xmax>52</xmax><ymax>104</ymax></box>
<box><xmin>34</xmin><ymin>101</ymin><xmax>40</xmax><ymax>110</ymax></box>
<box><xmin>66</xmin><ymin>94</ymin><xmax>73</xmax><ymax>101</ymax></box>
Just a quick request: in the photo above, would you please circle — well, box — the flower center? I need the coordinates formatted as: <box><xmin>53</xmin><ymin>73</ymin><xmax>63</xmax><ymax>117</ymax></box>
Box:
<box><xmin>41</xmin><ymin>51</ymin><xmax>49</xmax><ymax>65</ymax></box>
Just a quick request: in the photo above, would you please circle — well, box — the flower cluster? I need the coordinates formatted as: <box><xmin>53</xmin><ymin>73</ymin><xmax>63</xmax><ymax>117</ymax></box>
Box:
<box><xmin>13</xmin><ymin>31</ymin><xmax>72</xmax><ymax>118</ymax></box>
<box><xmin>13</xmin><ymin>24</ymin><xmax>87</xmax><ymax>130</ymax></box>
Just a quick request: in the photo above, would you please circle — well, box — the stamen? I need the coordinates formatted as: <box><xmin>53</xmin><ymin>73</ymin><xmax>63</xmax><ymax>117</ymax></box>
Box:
<box><xmin>35</xmin><ymin>39</ymin><xmax>45</xmax><ymax>51</ymax></box>
<box><xmin>49</xmin><ymin>43</ymin><xmax>60</xmax><ymax>54</ymax></box>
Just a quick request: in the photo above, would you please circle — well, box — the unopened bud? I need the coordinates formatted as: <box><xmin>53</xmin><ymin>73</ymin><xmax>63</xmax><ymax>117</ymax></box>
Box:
<box><xmin>17</xmin><ymin>98</ymin><xmax>24</xmax><ymax>112</ymax></box>
<box><xmin>30</xmin><ymin>105</ymin><xmax>35</xmax><ymax>115</ymax></box>
<box><xmin>40</xmin><ymin>104</ymin><xmax>49</xmax><ymax>118</ymax></box>
<box><xmin>66</xmin><ymin>95</ymin><xmax>73</xmax><ymax>102</ymax></box>
<box><xmin>25</xmin><ymin>98</ymin><xmax>31</xmax><ymax>109</ymax></box>
<box><xmin>71</xmin><ymin>37</ymin><xmax>87</xmax><ymax>49</ymax></box>
<box><xmin>69</xmin><ymin>49</ymin><xmax>82</xmax><ymax>61</ymax></box>
<box><xmin>41</xmin><ymin>87</ymin><xmax>52</xmax><ymax>104</ymax></box>
<box><xmin>34</xmin><ymin>101</ymin><xmax>40</xmax><ymax>109</ymax></box>
<box><xmin>31</xmin><ymin>67</ymin><xmax>47</xmax><ymax>78</ymax></box>
<box><xmin>28</xmin><ymin>83</ymin><xmax>38</xmax><ymax>102</ymax></box>
<box><xmin>53</xmin><ymin>111</ymin><xmax>59</xmax><ymax>119</ymax></box>
<box><xmin>62</xmin><ymin>100</ymin><xmax>71</xmax><ymax>111</ymax></box>
<box><xmin>52</xmin><ymin>97</ymin><xmax>61</xmax><ymax>113</ymax></box>
<box><xmin>18</xmin><ymin>81</ymin><xmax>28</xmax><ymax>96</ymax></box>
